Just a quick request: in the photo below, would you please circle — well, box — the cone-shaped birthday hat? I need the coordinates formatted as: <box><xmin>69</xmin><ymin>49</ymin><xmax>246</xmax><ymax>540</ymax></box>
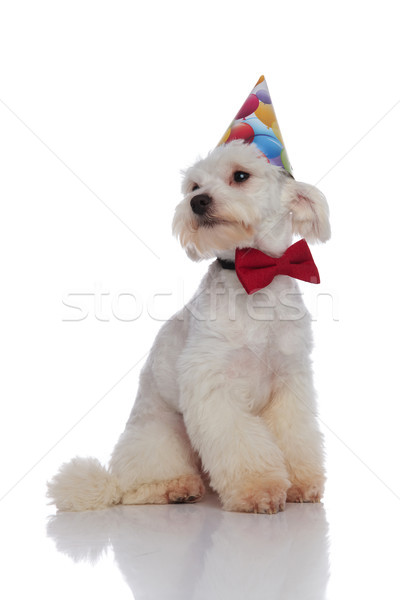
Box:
<box><xmin>217</xmin><ymin>75</ymin><xmax>293</xmax><ymax>175</ymax></box>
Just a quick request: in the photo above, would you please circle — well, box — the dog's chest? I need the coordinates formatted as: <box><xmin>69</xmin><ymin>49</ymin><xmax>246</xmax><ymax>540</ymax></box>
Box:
<box><xmin>196</xmin><ymin>270</ymin><xmax>306</xmax><ymax>349</ymax></box>
<box><xmin>186</xmin><ymin>271</ymin><xmax>309</xmax><ymax>412</ymax></box>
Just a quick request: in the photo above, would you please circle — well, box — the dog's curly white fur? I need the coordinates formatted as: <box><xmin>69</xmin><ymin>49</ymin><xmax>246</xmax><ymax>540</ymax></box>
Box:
<box><xmin>48</xmin><ymin>141</ymin><xmax>330</xmax><ymax>514</ymax></box>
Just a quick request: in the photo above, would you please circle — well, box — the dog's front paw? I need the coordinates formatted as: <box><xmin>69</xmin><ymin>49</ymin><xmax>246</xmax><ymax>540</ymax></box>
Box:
<box><xmin>286</xmin><ymin>479</ymin><xmax>324</xmax><ymax>503</ymax></box>
<box><xmin>222</xmin><ymin>478</ymin><xmax>290</xmax><ymax>514</ymax></box>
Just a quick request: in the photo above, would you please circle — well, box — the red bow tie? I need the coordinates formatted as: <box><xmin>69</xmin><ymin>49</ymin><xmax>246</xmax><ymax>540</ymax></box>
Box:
<box><xmin>235</xmin><ymin>239</ymin><xmax>320</xmax><ymax>294</ymax></box>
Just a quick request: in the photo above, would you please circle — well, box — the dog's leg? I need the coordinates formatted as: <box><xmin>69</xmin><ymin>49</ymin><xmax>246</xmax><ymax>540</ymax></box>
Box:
<box><xmin>109</xmin><ymin>387</ymin><xmax>205</xmax><ymax>506</ymax></box>
<box><xmin>180</xmin><ymin>372</ymin><xmax>290</xmax><ymax>514</ymax></box>
<box><xmin>262</xmin><ymin>370</ymin><xmax>325</xmax><ymax>503</ymax></box>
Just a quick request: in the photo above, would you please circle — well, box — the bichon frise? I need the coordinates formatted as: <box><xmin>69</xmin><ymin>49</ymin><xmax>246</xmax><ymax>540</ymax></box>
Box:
<box><xmin>48</xmin><ymin>139</ymin><xmax>330</xmax><ymax>514</ymax></box>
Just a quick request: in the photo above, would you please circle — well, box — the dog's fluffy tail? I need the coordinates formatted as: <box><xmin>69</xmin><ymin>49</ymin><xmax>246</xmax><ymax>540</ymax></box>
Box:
<box><xmin>47</xmin><ymin>457</ymin><xmax>121</xmax><ymax>511</ymax></box>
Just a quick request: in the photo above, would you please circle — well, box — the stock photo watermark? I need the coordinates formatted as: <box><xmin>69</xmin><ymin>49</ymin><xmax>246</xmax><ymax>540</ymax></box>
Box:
<box><xmin>62</xmin><ymin>280</ymin><xmax>340</xmax><ymax>323</ymax></box>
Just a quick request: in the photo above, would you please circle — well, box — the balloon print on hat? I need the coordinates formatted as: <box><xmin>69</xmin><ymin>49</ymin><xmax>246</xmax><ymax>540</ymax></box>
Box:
<box><xmin>235</xmin><ymin>94</ymin><xmax>259</xmax><ymax>120</ymax></box>
<box><xmin>217</xmin><ymin>75</ymin><xmax>293</xmax><ymax>176</ymax></box>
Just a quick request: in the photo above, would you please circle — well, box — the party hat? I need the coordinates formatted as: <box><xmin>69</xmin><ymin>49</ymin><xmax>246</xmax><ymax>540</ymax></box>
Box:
<box><xmin>217</xmin><ymin>75</ymin><xmax>293</xmax><ymax>175</ymax></box>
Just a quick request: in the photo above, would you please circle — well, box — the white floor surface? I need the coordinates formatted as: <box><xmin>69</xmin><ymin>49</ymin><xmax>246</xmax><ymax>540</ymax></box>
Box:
<box><xmin>1</xmin><ymin>457</ymin><xmax>399</xmax><ymax>600</ymax></box>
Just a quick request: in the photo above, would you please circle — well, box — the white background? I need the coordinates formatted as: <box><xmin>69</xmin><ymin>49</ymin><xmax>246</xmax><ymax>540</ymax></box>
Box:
<box><xmin>1</xmin><ymin>1</ymin><xmax>399</xmax><ymax>598</ymax></box>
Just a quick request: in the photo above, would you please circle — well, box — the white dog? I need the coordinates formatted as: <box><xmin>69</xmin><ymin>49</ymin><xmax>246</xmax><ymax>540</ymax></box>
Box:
<box><xmin>48</xmin><ymin>140</ymin><xmax>330</xmax><ymax>514</ymax></box>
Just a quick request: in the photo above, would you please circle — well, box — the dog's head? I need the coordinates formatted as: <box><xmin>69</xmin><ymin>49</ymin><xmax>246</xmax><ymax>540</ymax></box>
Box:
<box><xmin>172</xmin><ymin>141</ymin><xmax>330</xmax><ymax>261</ymax></box>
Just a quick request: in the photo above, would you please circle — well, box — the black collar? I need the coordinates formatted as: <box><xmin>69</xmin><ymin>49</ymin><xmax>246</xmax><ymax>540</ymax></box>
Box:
<box><xmin>217</xmin><ymin>257</ymin><xmax>235</xmax><ymax>270</ymax></box>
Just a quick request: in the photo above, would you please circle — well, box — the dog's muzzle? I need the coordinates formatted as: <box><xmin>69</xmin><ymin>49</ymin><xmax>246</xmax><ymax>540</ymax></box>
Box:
<box><xmin>190</xmin><ymin>194</ymin><xmax>212</xmax><ymax>216</ymax></box>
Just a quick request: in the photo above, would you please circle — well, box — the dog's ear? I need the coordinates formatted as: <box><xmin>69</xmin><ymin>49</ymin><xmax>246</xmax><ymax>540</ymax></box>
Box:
<box><xmin>282</xmin><ymin>178</ymin><xmax>331</xmax><ymax>243</ymax></box>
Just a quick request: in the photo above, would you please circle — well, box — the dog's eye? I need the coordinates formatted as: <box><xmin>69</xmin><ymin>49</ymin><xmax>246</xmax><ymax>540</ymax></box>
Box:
<box><xmin>192</xmin><ymin>184</ymin><xmax>200</xmax><ymax>192</ymax></box>
<box><xmin>233</xmin><ymin>171</ymin><xmax>250</xmax><ymax>183</ymax></box>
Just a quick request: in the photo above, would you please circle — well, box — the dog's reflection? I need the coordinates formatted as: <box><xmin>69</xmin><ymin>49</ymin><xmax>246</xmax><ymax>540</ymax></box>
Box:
<box><xmin>47</xmin><ymin>495</ymin><xmax>329</xmax><ymax>599</ymax></box>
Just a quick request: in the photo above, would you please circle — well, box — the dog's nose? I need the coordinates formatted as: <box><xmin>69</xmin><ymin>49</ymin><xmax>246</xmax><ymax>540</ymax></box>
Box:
<box><xmin>190</xmin><ymin>194</ymin><xmax>212</xmax><ymax>216</ymax></box>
